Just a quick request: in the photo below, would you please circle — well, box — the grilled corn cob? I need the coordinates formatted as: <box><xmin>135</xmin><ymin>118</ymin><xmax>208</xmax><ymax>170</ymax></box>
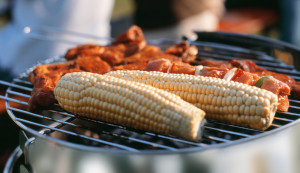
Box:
<box><xmin>54</xmin><ymin>72</ymin><xmax>206</xmax><ymax>142</ymax></box>
<box><xmin>106</xmin><ymin>70</ymin><xmax>279</xmax><ymax>130</ymax></box>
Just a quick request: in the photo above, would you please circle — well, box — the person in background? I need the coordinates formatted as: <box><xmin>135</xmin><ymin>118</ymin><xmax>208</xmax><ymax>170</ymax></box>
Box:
<box><xmin>279</xmin><ymin>0</ymin><xmax>300</xmax><ymax>47</ymax></box>
<box><xmin>0</xmin><ymin>0</ymin><xmax>115</xmax><ymax>81</ymax></box>
<box><xmin>225</xmin><ymin>0</ymin><xmax>300</xmax><ymax>47</ymax></box>
<box><xmin>134</xmin><ymin>0</ymin><xmax>225</xmax><ymax>40</ymax></box>
<box><xmin>0</xmin><ymin>1</ymin><xmax>114</xmax><ymax>170</ymax></box>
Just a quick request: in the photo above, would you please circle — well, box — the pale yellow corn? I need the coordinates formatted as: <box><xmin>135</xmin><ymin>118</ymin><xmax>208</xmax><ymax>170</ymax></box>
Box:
<box><xmin>106</xmin><ymin>70</ymin><xmax>278</xmax><ymax>130</ymax></box>
<box><xmin>54</xmin><ymin>72</ymin><xmax>206</xmax><ymax>142</ymax></box>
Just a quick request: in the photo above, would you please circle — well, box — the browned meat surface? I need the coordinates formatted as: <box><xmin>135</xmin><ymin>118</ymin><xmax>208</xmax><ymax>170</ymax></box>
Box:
<box><xmin>28</xmin><ymin>25</ymin><xmax>148</xmax><ymax>110</ymax></box>
<box><xmin>28</xmin><ymin>56</ymin><xmax>111</xmax><ymax>111</ymax></box>
<box><xmin>111</xmin><ymin>25</ymin><xmax>147</xmax><ymax>56</ymax></box>
<box><xmin>201</xmin><ymin>59</ymin><xmax>296</xmax><ymax>87</ymax></box>
<box><xmin>145</xmin><ymin>59</ymin><xmax>173</xmax><ymax>72</ymax></box>
<box><xmin>291</xmin><ymin>81</ymin><xmax>300</xmax><ymax>98</ymax></box>
<box><xmin>113</xmin><ymin>45</ymin><xmax>183</xmax><ymax>71</ymax></box>
<box><xmin>165</xmin><ymin>41</ymin><xmax>198</xmax><ymax>63</ymax></box>
<box><xmin>64</xmin><ymin>25</ymin><xmax>146</xmax><ymax>66</ymax></box>
<box><xmin>64</xmin><ymin>44</ymin><xmax>125</xmax><ymax>66</ymax></box>
<box><xmin>28</xmin><ymin>24</ymin><xmax>295</xmax><ymax>112</ymax></box>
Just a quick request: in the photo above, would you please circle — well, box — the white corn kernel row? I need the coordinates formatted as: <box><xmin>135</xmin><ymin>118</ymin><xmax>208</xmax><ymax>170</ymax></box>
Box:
<box><xmin>106</xmin><ymin>70</ymin><xmax>278</xmax><ymax>130</ymax></box>
<box><xmin>54</xmin><ymin>72</ymin><xmax>206</xmax><ymax>142</ymax></box>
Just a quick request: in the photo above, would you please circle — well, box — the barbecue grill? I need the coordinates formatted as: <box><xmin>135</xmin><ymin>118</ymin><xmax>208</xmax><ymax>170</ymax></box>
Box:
<box><xmin>2</xmin><ymin>31</ymin><xmax>300</xmax><ymax>173</ymax></box>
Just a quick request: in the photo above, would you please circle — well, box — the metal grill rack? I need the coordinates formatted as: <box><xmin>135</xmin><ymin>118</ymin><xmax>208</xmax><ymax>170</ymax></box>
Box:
<box><xmin>1</xmin><ymin>39</ymin><xmax>300</xmax><ymax>153</ymax></box>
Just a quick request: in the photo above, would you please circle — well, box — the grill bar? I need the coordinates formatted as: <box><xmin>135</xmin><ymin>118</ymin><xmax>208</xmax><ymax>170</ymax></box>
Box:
<box><xmin>47</xmin><ymin>108</ymin><xmax>236</xmax><ymax>145</ymax></box>
<box><xmin>278</xmin><ymin>111</ymin><xmax>300</xmax><ymax>117</ymax></box>
<box><xmin>144</xmin><ymin>132</ymin><xmax>206</xmax><ymax>147</ymax></box>
<box><xmin>15</xmin><ymin>117</ymin><xmax>140</xmax><ymax>152</ymax></box>
<box><xmin>13</xmin><ymin>78</ymin><xmax>32</xmax><ymax>85</ymax></box>
<box><xmin>274</xmin><ymin>117</ymin><xmax>293</xmax><ymax>123</ymax></box>
<box><xmin>6</xmin><ymin>90</ymin><xmax>31</xmax><ymax>98</ymax></box>
<box><xmin>289</xmin><ymin>99</ymin><xmax>300</xmax><ymax>104</ymax></box>
<box><xmin>0</xmin><ymin>95</ymin><xmax>28</xmax><ymax>105</ymax></box>
<box><xmin>206</xmin><ymin>120</ymin><xmax>263</xmax><ymax>133</ymax></box>
<box><xmin>0</xmin><ymin>80</ymin><xmax>32</xmax><ymax>91</ymax></box>
<box><xmin>8</xmin><ymin>106</ymin><xmax>179</xmax><ymax>150</ymax></box>
<box><xmin>193</xmin><ymin>42</ymin><xmax>283</xmax><ymax>63</ymax></box>
<box><xmin>7</xmin><ymin>106</ymin><xmax>77</xmax><ymax>127</ymax></box>
<box><xmin>204</xmin><ymin>126</ymin><xmax>251</xmax><ymax>138</ymax></box>
<box><xmin>289</xmin><ymin>105</ymin><xmax>300</xmax><ymax>110</ymax></box>
<box><xmin>204</xmin><ymin>135</ymin><xmax>232</xmax><ymax>143</ymax></box>
<box><xmin>6</xmin><ymin>100</ymin><xmax>198</xmax><ymax>150</ymax></box>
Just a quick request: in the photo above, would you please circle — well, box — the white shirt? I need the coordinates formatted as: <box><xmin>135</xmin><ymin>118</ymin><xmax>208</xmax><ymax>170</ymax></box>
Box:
<box><xmin>0</xmin><ymin>0</ymin><xmax>114</xmax><ymax>76</ymax></box>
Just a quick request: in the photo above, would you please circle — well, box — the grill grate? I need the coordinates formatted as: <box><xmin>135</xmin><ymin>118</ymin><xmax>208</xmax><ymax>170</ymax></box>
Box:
<box><xmin>1</xmin><ymin>40</ymin><xmax>300</xmax><ymax>153</ymax></box>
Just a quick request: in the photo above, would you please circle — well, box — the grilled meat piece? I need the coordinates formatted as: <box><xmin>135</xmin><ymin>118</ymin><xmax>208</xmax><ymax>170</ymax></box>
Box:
<box><xmin>28</xmin><ymin>26</ymin><xmax>198</xmax><ymax>110</ymax></box>
<box><xmin>292</xmin><ymin>82</ymin><xmax>300</xmax><ymax>98</ymax></box>
<box><xmin>113</xmin><ymin>41</ymin><xmax>198</xmax><ymax>71</ymax></box>
<box><xmin>28</xmin><ymin>25</ymin><xmax>149</xmax><ymax>110</ymax></box>
<box><xmin>64</xmin><ymin>25</ymin><xmax>146</xmax><ymax>66</ymax></box>
<box><xmin>64</xmin><ymin>44</ymin><xmax>124</xmax><ymax>66</ymax></box>
<box><xmin>200</xmin><ymin>59</ymin><xmax>296</xmax><ymax>86</ymax></box>
<box><xmin>113</xmin><ymin>46</ymin><xmax>183</xmax><ymax>71</ymax></box>
<box><xmin>65</xmin><ymin>26</ymin><xmax>147</xmax><ymax>65</ymax></box>
<box><xmin>200</xmin><ymin>59</ymin><xmax>300</xmax><ymax>100</ymax></box>
<box><xmin>165</xmin><ymin>41</ymin><xmax>198</xmax><ymax>63</ymax></box>
<box><xmin>112</xmin><ymin>25</ymin><xmax>147</xmax><ymax>56</ymax></box>
<box><xmin>28</xmin><ymin>56</ymin><xmax>111</xmax><ymax>111</ymax></box>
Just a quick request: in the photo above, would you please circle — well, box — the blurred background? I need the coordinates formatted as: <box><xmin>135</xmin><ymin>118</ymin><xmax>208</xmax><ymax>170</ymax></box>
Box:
<box><xmin>0</xmin><ymin>0</ymin><xmax>299</xmax><ymax>171</ymax></box>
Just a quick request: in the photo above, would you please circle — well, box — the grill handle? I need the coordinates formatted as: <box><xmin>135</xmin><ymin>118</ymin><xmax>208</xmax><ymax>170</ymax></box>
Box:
<box><xmin>192</xmin><ymin>31</ymin><xmax>300</xmax><ymax>70</ymax></box>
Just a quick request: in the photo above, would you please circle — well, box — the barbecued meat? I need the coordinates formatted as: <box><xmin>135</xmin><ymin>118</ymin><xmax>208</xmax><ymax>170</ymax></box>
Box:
<box><xmin>201</xmin><ymin>59</ymin><xmax>300</xmax><ymax>98</ymax></box>
<box><xmin>113</xmin><ymin>45</ymin><xmax>183</xmax><ymax>71</ymax></box>
<box><xmin>145</xmin><ymin>59</ymin><xmax>173</xmax><ymax>72</ymax></box>
<box><xmin>165</xmin><ymin>41</ymin><xmax>198</xmax><ymax>63</ymax></box>
<box><xmin>231</xmin><ymin>69</ymin><xmax>259</xmax><ymax>86</ymax></box>
<box><xmin>28</xmin><ymin>56</ymin><xmax>111</xmax><ymax>111</ymax></box>
<box><xmin>292</xmin><ymin>82</ymin><xmax>300</xmax><ymax>98</ymax></box>
<box><xmin>64</xmin><ymin>25</ymin><xmax>146</xmax><ymax>66</ymax></box>
<box><xmin>200</xmin><ymin>59</ymin><xmax>259</xmax><ymax>72</ymax></box>
<box><xmin>28</xmin><ymin>25</ymin><xmax>148</xmax><ymax>110</ymax></box>
<box><xmin>200</xmin><ymin>59</ymin><xmax>296</xmax><ymax>86</ymax></box>
<box><xmin>111</xmin><ymin>25</ymin><xmax>147</xmax><ymax>56</ymax></box>
<box><xmin>27</xmin><ymin>24</ymin><xmax>296</xmax><ymax>113</ymax></box>
<box><xmin>112</xmin><ymin>41</ymin><xmax>197</xmax><ymax>71</ymax></box>
<box><xmin>64</xmin><ymin>44</ymin><xmax>124</xmax><ymax>66</ymax></box>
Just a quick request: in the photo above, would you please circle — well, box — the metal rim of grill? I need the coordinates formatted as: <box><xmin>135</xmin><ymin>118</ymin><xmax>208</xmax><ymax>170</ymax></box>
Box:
<box><xmin>1</xmin><ymin>35</ymin><xmax>300</xmax><ymax>154</ymax></box>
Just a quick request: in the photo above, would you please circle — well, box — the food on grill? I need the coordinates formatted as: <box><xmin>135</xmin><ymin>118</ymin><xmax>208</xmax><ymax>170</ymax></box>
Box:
<box><xmin>64</xmin><ymin>25</ymin><xmax>147</xmax><ymax>65</ymax></box>
<box><xmin>200</xmin><ymin>59</ymin><xmax>296</xmax><ymax>86</ymax></box>
<box><xmin>106</xmin><ymin>70</ymin><xmax>278</xmax><ymax>130</ymax></box>
<box><xmin>201</xmin><ymin>60</ymin><xmax>293</xmax><ymax>111</ymax></box>
<box><xmin>27</xmin><ymin>56</ymin><xmax>111</xmax><ymax>111</ymax></box>
<box><xmin>54</xmin><ymin>72</ymin><xmax>206</xmax><ymax>142</ymax></box>
<box><xmin>145</xmin><ymin>58</ymin><xmax>290</xmax><ymax>112</ymax></box>
<box><xmin>113</xmin><ymin>45</ymin><xmax>183</xmax><ymax>71</ymax></box>
<box><xmin>27</xmin><ymin>24</ymin><xmax>295</xmax><ymax>132</ymax></box>
<box><xmin>27</xmin><ymin>25</ymin><xmax>199</xmax><ymax>110</ymax></box>
<box><xmin>165</xmin><ymin>41</ymin><xmax>198</xmax><ymax>63</ymax></box>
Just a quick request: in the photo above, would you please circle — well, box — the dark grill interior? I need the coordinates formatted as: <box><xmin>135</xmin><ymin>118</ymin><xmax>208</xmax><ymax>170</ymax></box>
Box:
<box><xmin>1</xmin><ymin>39</ymin><xmax>300</xmax><ymax>153</ymax></box>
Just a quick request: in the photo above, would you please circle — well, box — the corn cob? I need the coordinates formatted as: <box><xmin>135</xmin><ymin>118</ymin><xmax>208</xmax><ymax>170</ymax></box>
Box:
<box><xmin>54</xmin><ymin>72</ymin><xmax>206</xmax><ymax>142</ymax></box>
<box><xmin>106</xmin><ymin>70</ymin><xmax>279</xmax><ymax>130</ymax></box>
